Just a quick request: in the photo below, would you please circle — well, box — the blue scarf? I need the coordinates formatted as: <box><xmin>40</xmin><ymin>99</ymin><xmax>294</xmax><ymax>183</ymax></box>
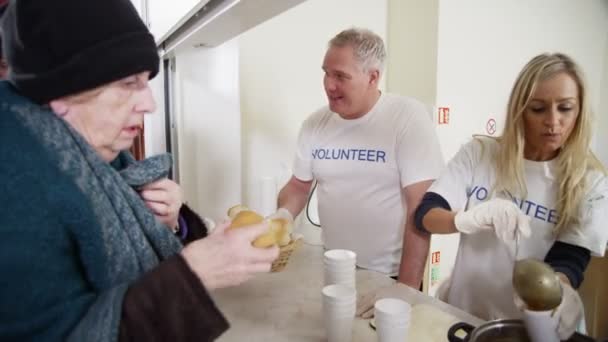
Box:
<box><xmin>2</xmin><ymin>83</ymin><xmax>182</xmax><ymax>341</ymax></box>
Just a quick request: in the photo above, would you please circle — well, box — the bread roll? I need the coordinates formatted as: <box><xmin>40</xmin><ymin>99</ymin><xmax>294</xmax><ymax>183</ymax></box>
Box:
<box><xmin>227</xmin><ymin>204</ymin><xmax>249</xmax><ymax>219</ymax></box>
<box><xmin>229</xmin><ymin>210</ymin><xmax>278</xmax><ymax>248</ymax></box>
<box><xmin>269</xmin><ymin>218</ymin><xmax>292</xmax><ymax>247</ymax></box>
<box><xmin>229</xmin><ymin>210</ymin><xmax>263</xmax><ymax>228</ymax></box>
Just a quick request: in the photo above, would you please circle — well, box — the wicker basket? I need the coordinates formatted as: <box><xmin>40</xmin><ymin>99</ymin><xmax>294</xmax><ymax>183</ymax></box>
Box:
<box><xmin>271</xmin><ymin>238</ymin><xmax>302</xmax><ymax>272</ymax></box>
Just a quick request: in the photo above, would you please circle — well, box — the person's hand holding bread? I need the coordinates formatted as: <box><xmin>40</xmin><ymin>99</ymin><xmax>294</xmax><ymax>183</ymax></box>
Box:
<box><xmin>181</xmin><ymin>219</ymin><xmax>279</xmax><ymax>290</ymax></box>
<box><xmin>226</xmin><ymin>205</ymin><xmax>294</xmax><ymax>248</ymax></box>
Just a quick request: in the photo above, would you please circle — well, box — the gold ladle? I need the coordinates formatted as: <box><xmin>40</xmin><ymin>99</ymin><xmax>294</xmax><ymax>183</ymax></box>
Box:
<box><xmin>512</xmin><ymin>257</ymin><xmax>562</xmax><ymax>311</ymax></box>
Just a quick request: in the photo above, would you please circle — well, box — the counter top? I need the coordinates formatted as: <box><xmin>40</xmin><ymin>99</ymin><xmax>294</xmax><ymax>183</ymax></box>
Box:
<box><xmin>211</xmin><ymin>242</ymin><xmax>484</xmax><ymax>341</ymax></box>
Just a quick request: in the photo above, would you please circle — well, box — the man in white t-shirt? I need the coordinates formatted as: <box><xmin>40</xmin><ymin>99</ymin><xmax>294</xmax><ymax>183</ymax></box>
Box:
<box><xmin>269</xmin><ymin>28</ymin><xmax>443</xmax><ymax>310</ymax></box>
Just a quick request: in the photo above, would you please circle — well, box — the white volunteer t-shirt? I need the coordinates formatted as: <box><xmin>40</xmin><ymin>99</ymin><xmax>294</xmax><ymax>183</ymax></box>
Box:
<box><xmin>429</xmin><ymin>137</ymin><xmax>608</xmax><ymax>320</ymax></box>
<box><xmin>293</xmin><ymin>93</ymin><xmax>444</xmax><ymax>274</ymax></box>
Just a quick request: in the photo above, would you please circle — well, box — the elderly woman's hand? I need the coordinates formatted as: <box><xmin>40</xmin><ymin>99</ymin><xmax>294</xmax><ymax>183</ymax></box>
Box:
<box><xmin>140</xmin><ymin>179</ymin><xmax>183</xmax><ymax>230</ymax></box>
<box><xmin>181</xmin><ymin>220</ymin><xmax>280</xmax><ymax>290</ymax></box>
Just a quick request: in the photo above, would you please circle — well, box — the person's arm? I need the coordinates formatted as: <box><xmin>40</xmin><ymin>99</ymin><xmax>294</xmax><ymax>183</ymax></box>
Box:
<box><xmin>119</xmin><ymin>255</ymin><xmax>229</xmax><ymax>342</ymax></box>
<box><xmin>120</xmin><ymin>220</ymin><xmax>279</xmax><ymax>341</ymax></box>
<box><xmin>397</xmin><ymin>180</ymin><xmax>433</xmax><ymax>288</ymax></box>
<box><xmin>277</xmin><ymin>175</ymin><xmax>313</xmax><ymax>218</ymax></box>
<box><xmin>178</xmin><ymin>203</ymin><xmax>209</xmax><ymax>243</ymax></box>
<box><xmin>545</xmin><ymin>241</ymin><xmax>591</xmax><ymax>289</ymax></box>
<box><xmin>415</xmin><ymin>189</ymin><xmax>531</xmax><ymax>243</ymax></box>
<box><xmin>422</xmin><ymin>207</ymin><xmax>458</xmax><ymax>234</ymax></box>
<box><xmin>414</xmin><ymin>191</ymin><xmax>458</xmax><ymax>234</ymax></box>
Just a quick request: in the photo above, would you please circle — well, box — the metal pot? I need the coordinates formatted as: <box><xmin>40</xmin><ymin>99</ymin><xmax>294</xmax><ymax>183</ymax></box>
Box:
<box><xmin>447</xmin><ymin>320</ymin><xmax>596</xmax><ymax>342</ymax></box>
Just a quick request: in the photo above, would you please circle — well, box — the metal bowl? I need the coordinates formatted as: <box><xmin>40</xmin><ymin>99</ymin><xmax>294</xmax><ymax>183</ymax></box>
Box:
<box><xmin>447</xmin><ymin>320</ymin><xmax>596</xmax><ymax>342</ymax></box>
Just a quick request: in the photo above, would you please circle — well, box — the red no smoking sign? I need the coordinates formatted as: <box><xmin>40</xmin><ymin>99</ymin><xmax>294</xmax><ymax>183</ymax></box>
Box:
<box><xmin>486</xmin><ymin>118</ymin><xmax>496</xmax><ymax>135</ymax></box>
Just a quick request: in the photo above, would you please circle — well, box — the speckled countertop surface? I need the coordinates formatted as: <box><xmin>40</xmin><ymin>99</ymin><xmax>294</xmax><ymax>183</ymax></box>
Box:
<box><xmin>211</xmin><ymin>242</ymin><xmax>484</xmax><ymax>341</ymax></box>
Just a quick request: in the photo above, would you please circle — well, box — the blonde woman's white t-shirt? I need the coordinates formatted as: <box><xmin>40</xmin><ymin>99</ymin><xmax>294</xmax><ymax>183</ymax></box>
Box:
<box><xmin>293</xmin><ymin>93</ymin><xmax>444</xmax><ymax>275</ymax></box>
<box><xmin>428</xmin><ymin>138</ymin><xmax>608</xmax><ymax>320</ymax></box>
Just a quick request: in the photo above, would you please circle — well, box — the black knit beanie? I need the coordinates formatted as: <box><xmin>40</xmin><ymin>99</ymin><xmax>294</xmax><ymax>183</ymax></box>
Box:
<box><xmin>0</xmin><ymin>0</ymin><xmax>159</xmax><ymax>104</ymax></box>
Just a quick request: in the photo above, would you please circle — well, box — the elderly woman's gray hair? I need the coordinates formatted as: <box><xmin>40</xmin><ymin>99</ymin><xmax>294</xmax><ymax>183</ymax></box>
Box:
<box><xmin>329</xmin><ymin>27</ymin><xmax>386</xmax><ymax>73</ymax></box>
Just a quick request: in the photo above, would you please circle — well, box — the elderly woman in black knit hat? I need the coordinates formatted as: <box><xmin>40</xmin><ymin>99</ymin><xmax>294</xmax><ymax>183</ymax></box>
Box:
<box><xmin>0</xmin><ymin>0</ymin><xmax>279</xmax><ymax>341</ymax></box>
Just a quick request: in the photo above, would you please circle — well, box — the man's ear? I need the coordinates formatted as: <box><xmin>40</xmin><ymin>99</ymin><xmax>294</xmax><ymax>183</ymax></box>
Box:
<box><xmin>49</xmin><ymin>99</ymin><xmax>69</xmax><ymax>117</ymax></box>
<box><xmin>369</xmin><ymin>69</ymin><xmax>380</xmax><ymax>86</ymax></box>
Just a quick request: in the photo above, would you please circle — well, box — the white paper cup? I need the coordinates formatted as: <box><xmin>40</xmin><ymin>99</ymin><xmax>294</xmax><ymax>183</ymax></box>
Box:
<box><xmin>322</xmin><ymin>284</ymin><xmax>356</xmax><ymax>342</ymax></box>
<box><xmin>324</xmin><ymin>249</ymin><xmax>356</xmax><ymax>288</ymax></box>
<box><xmin>324</xmin><ymin>268</ymin><xmax>356</xmax><ymax>288</ymax></box>
<box><xmin>324</xmin><ymin>249</ymin><xmax>357</xmax><ymax>263</ymax></box>
<box><xmin>522</xmin><ymin>308</ymin><xmax>560</xmax><ymax>342</ymax></box>
<box><xmin>322</xmin><ymin>284</ymin><xmax>356</xmax><ymax>303</ymax></box>
<box><xmin>324</xmin><ymin>314</ymin><xmax>354</xmax><ymax>342</ymax></box>
<box><xmin>376</xmin><ymin>322</ymin><xmax>409</xmax><ymax>342</ymax></box>
<box><xmin>374</xmin><ymin>298</ymin><xmax>411</xmax><ymax>342</ymax></box>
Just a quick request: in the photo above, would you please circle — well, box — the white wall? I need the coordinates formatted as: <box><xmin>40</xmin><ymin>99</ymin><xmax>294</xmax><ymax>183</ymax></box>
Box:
<box><xmin>598</xmin><ymin>43</ymin><xmax>608</xmax><ymax>166</ymax></box>
<box><xmin>132</xmin><ymin>0</ymin><xmax>168</xmax><ymax>157</ymax></box>
<box><xmin>386</xmin><ymin>0</ymin><xmax>438</xmax><ymax>108</ymax></box>
<box><xmin>173</xmin><ymin>41</ymin><xmax>242</xmax><ymax>219</ymax></box>
<box><xmin>435</xmin><ymin>0</ymin><xmax>608</xmax><ymax>160</ymax></box>
<box><xmin>239</xmin><ymin>0</ymin><xmax>388</xmax><ymax>214</ymax></box>
<box><xmin>144</xmin><ymin>63</ymin><xmax>168</xmax><ymax>157</ymax></box>
<box><xmin>147</xmin><ymin>0</ymin><xmax>203</xmax><ymax>41</ymax></box>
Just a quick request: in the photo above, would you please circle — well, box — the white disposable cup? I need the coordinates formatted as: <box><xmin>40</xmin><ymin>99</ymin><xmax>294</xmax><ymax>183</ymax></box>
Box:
<box><xmin>324</xmin><ymin>269</ymin><xmax>355</xmax><ymax>288</ymax></box>
<box><xmin>522</xmin><ymin>308</ymin><xmax>560</xmax><ymax>342</ymax></box>
<box><xmin>324</xmin><ymin>249</ymin><xmax>356</xmax><ymax>288</ymax></box>
<box><xmin>322</xmin><ymin>284</ymin><xmax>356</xmax><ymax>342</ymax></box>
<box><xmin>374</xmin><ymin>298</ymin><xmax>411</xmax><ymax>342</ymax></box>
<box><xmin>324</xmin><ymin>249</ymin><xmax>357</xmax><ymax>264</ymax></box>
<box><xmin>322</xmin><ymin>284</ymin><xmax>357</xmax><ymax>304</ymax></box>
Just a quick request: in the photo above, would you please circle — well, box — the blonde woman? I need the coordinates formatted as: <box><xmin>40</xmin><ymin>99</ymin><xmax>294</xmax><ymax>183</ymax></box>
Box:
<box><xmin>413</xmin><ymin>53</ymin><xmax>607</xmax><ymax>339</ymax></box>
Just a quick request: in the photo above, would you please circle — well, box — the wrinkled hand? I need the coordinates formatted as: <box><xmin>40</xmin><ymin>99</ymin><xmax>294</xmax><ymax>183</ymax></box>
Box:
<box><xmin>266</xmin><ymin>208</ymin><xmax>294</xmax><ymax>224</ymax></box>
<box><xmin>140</xmin><ymin>178</ymin><xmax>183</xmax><ymax>230</ymax></box>
<box><xmin>514</xmin><ymin>278</ymin><xmax>583</xmax><ymax>340</ymax></box>
<box><xmin>454</xmin><ymin>198</ymin><xmax>531</xmax><ymax>244</ymax></box>
<box><xmin>356</xmin><ymin>283</ymin><xmax>410</xmax><ymax>319</ymax></box>
<box><xmin>181</xmin><ymin>220</ymin><xmax>280</xmax><ymax>290</ymax></box>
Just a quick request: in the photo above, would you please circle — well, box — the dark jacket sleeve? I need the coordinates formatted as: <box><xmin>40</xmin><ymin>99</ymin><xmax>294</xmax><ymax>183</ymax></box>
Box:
<box><xmin>414</xmin><ymin>192</ymin><xmax>452</xmax><ymax>234</ymax></box>
<box><xmin>119</xmin><ymin>255</ymin><xmax>229</xmax><ymax>342</ymax></box>
<box><xmin>178</xmin><ymin>204</ymin><xmax>209</xmax><ymax>244</ymax></box>
<box><xmin>544</xmin><ymin>241</ymin><xmax>591</xmax><ymax>289</ymax></box>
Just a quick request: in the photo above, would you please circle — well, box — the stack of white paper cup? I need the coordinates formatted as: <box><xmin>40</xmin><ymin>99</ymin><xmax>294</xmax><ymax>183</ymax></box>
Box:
<box><xmin>374</xmin><ymin>298</ymin><xmax>411</xmax><ymax>342</ymax></box>
<box><xmin>322</xmin><ymin>284</ymin><xmax>356</xmax><ymax>342</ymax></box>
<box><xmin>323</xmin><ymin>249</ymin><xmax>356</xmax><ymax>289</ymax></box>
<box><xmin>522</xmin><ymin>309</ymin><xmax>560</xmax><ymax>342</ymax></box>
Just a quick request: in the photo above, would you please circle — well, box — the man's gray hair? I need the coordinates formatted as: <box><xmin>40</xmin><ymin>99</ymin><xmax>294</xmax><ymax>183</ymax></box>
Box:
<box><xmin>329</xmin><ymin>27</ymin><xmax>386</xmax><ymax>73</ymax></box>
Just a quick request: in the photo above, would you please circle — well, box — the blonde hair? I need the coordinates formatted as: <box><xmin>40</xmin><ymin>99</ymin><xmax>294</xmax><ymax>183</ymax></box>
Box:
<box><xmin>493</xmin><ymin>53</ymin><xmax>606</xmax><ymax>234</ymax></box>
<box><xmin>329</xmin><ymin>27</ymin><xmax>386</xmax><ymax>73</ymax></box>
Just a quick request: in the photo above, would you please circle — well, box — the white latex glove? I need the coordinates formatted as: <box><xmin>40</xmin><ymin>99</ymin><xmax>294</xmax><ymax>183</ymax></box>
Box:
<box><xmin>266</xmin><ymin>207</ymin><xmax>294</xmax><ymax>224</ymax></box>
<box><xmin>554</xmin><ymin>280</ymin><xmax>584</xmax><ymax>340</ymax></box>
<box><xmin>181</xmin><ymin>220</ymin><xmax>280</xmax><ymax>290</ymax></box>
<box><xmin>140</xmin><ymin>178</ymin><xmax>183</xmax><ymax>230</ymax></box>
<box><xmin>356</xmin><ymin>283</ymin><xmax>410</xmax><ymax>319</ymax></box>
<box><xmin>454</xmin><ymin>198</ymin><xmax>532</xmax><ymax>244</ymax></box>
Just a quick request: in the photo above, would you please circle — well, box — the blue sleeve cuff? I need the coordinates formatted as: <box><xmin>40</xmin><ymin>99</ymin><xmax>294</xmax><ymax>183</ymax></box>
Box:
<box><xmin>414</xmin><ymin>192</ymin><xmax>451</xmax><ymax>234</ymax></box>
<box><xmin>544</xmin><ymin>241</ymin><xmax>591</xmax><ymax>289</ymax></box>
